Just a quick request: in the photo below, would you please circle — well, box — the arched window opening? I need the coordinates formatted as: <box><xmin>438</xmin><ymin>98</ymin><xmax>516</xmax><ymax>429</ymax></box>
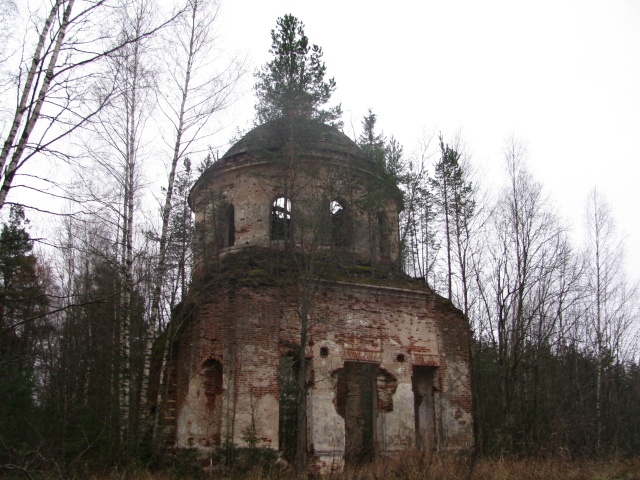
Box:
<box><xmin>271</xmin><ymin>196</ymin><xmax>291</xmax><ymax>240</ymax></box>
<box><xmin>377</xmin><ymin>211</ymin><xmax>390</xmax><ymax>257</ymax></box>
<box><xmin>331</xmin><ymin>199</ymin><xmax>349</xmax><ymax>247</ymax></box>
<box><xmin>226</xmin><ymin>204</ymin><xmax>235</xmax><ymax>247</ymax></box>
<box><xmin>201</xmin><ymin>359</ymin><xmax>223</xmax><ymax>404</ymax></box>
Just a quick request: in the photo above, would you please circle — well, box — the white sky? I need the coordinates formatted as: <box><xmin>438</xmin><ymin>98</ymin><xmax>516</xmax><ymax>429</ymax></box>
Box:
<box><xmin>214</xmin><ymin>0</ymin><xmax>640</xmax><ymax>280</ymax></box>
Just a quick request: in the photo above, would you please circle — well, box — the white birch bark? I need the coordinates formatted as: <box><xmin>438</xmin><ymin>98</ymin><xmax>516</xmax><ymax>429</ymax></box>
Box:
<box><xmin>0</xmin><ymin>0</ymin><xmax>75</xmax><ymax>209</ymax></box>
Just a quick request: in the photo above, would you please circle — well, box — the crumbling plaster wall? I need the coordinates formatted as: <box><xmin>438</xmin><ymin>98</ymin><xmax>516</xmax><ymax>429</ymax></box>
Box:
<box><xmin>172</xmin><ymin>288</ymin><xmax>283</xmax><ymax>450</ymax></box>
<box><xmin>168</xmin><ymin>278</ymin><xmax>473</xmax><ymax>460</ymax></box>
<box><xmin>190</xmin><ymin>157</ymin><xmax>400</xmax><ymax>267</ymax></box>
<box><xmin>306</xmin><ymin>282</ymin><xmax>473</xmax><ymax>469</ymax></box>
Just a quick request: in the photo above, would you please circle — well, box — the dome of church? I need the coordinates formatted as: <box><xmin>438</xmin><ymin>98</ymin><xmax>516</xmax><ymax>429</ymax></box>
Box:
<box><xmin>189</xmin><ymin>116</ymin><xmax>402</xmax><ymax>263</ymax></box>
<box><xmin>220</xmin><ymin>119</ymin><xmax>364</xmax><ymax>162</ymax></box>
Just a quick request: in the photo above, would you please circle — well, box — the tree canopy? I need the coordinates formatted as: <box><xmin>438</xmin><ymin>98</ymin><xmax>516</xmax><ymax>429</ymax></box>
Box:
<box><xmin>358</xmin><ymin>109</ymin><xmax>386</xmax><ymax>166</ymax></box>
<box><xmin>254</xmin><ymin>14</ymin><xmax>341</xmax><ymax>125</ymax></box>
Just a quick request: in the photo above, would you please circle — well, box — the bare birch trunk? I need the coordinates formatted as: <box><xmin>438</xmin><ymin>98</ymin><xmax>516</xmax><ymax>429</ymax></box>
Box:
<box><xmin>0</xmin><ymin>0</ymin><xmax>75</xmax><ymax>209</ymax></box>
<box><xmin>118</xmin><ymin>14</ymin><xmax>145</xmax><ymax>444</ymax></box>
<box><xmin>119</xmin><ymin>180</ymin><xmax>131</xmax><ymax>442</ymax></box>
<box><xmin>139</xmin><ymin>7</ymin><xmax>196</xmax><ymax>437</ymax></box>
<box><xmin>594</xmin><ymin>202</ymin><xmax>603</xmax><ymax>452</ymax></box>
<box><xmin>0</xmin><ymin>0</ymin><xmax>61</xmax><ymax>171</ymax></box>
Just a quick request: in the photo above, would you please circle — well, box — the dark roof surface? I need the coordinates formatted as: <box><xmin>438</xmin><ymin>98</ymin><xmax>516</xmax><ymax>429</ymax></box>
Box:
<box><xmin>221</xmin><ymin>119</ymin><xmax>364</xmax><ymax>161</ymax></box>
<box><xmin>189</xmin><ymin>120</ymin><xmax>375</xmax><ymax>208</ymax></box>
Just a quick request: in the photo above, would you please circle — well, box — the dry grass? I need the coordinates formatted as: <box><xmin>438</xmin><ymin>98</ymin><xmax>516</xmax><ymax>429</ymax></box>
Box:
<box><xmin>471</xmin><ymin>456</ymin><xmax>640</xmax><ymax>480</ymax></box>
<box><xmin>332</xmin><ymin>454</ymin><xmax>640</xmax><ymax>480</ymax></box>
<box><xmin>33</xmin><ymin>454</ymin><xmax>640</xmax><ymax>480</ymax></box>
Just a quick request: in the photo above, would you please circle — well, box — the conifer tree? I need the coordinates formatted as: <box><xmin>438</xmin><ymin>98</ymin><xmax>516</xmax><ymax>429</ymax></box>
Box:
<box><xmin>254</xmin><ymin>14</ymin><xmax>341</xmax><ymax>125</ymax></box>
<box><xmin>358</xmin><ymin>109</ymin><xmax>386</xmax><ymax>165</ymax></box>
<box><xmin>253</xmin><ymin>15</ymin><xmax>342</xmax><ymax>471</ymax></box>
<box><xmin>356</xmin><ymin>110</ymin><xmax>404</xmax><ymax>267</ymax></box>
<box><xmin>431</xmin><ymin>136</ymin><xmax>474</xmax><ymax>303</ymax></box>
<box><xmin>0</xmin><ymin>206</ymin><xmax>47</xmax><ymax>453</ymax></box>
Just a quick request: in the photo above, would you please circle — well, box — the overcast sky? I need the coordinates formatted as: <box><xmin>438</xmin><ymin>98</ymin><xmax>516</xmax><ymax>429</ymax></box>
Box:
<box><xmin>213</xmin><ymin>0</ymin><xmax>640</xmax><ymax>279</ymax></box>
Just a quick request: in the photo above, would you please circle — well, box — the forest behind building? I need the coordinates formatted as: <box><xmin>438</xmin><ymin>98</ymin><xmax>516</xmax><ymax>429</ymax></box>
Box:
<box><xmin>0</xmin><ymin>0</ymin><xmax>639</xmax><ymax>477</ymax></box>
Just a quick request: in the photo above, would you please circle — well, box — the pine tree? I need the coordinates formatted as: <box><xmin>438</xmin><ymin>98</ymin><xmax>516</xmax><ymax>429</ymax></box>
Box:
<box><xmin>356</xmin><ymin>110</ymin><xmax>404</xmax><ymax>267</ymax></box>
<box><xmin>253</xmin><ymin>15</ymin><xmax>342</xmax><ymax>471</ymax></box>
<box><xmin>431</xmin><ymin>136</ymin><xmax>474</xmax><ymax>303</ymax></box>
<box><xmin>358</xmin><ymin>109</ymin><xmax>386</xmax><ymax>166</ymax></box>
<box><xmin>254</xmin><ymin>14</ymin><xmax>341</xmax><ymax>125</ymax></box>
<box><xmin>0</xmin><ymin>205</ymin><xmax>47</xmax><ymax>452</ymax></box>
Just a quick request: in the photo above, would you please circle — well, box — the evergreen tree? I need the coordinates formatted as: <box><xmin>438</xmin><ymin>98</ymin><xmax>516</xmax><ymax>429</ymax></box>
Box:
<box><xmin>384</xmin><ymin>136</ymin><xmax>405</xmax><ymax>180</ymax></box>
<box><xmin>254</xmin><ymin>14</ymin><xmax>341</xmax><ymax>125</ymax></box>
<box><xmin>431</xmin><ymin>136</ymin><xmax>474</xmax><ymax>303</ymax></box>
<box><xmin>355</xmin><ymin>110</ymin><xmax>405</xmax><ymax>267</ymax></box>
<box><xmin>0</xmin><ymin>205</ymin><xmax>46</xmax><ymax>359</ymax></box>
<box><xmin>0</xmin><ymin>205</ymin><xmax>47</xmax><ymax>458</ymax></box>
<box><xmin>167</xmin><ymin>158</ymin><xmax>195</xmax><ymax>304</ymax></box>
<box><xmin>253</xmin><ymin>15</ymin><xmax>343</xmax><ymax>471</ymax></box>
<box><xmin>358</xmin><ymin>109</ymin><xmax>386</xmax><ymax>166</ymax></box>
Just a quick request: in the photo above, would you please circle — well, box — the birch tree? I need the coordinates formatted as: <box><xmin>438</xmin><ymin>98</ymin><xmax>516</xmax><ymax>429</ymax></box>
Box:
<box><xmin>475</xmin><ymin>138</ymin><xmax>577</xmax><ymax>449</ymax></box>
<box><xmin>397</xmin><ymin>137</ymin><xmax>439</xmax><ymax>282</ymax></box>
<box><xmin>0</xmin><ymin>0</ymin><xmax>175</xmax><ymax>213</ymax></box>
<box><xmin>78</xmin><ymin>0</ymin><xmax>159</xmax><ymax>444</ymax></box>
<box><xmin>139</xmin><ymin>0</ymin><xmax>243</xmax><ymax>440</ymax></box>
<box><xmin>583</xmin><ymin>188</ymin><xmax>639</xmax><ymax>450</ymax></box>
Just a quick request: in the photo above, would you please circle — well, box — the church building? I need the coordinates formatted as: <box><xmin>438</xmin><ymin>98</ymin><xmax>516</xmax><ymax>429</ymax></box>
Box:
<box><xmin>153</xmin><ymin>119</ymin><xmax>473</xmax><ymax>470</ymax></box>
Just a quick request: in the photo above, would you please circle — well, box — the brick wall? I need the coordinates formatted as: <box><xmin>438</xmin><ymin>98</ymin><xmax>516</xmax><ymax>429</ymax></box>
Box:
<box><xmin>160</xmin><ymin>264</ymin><xmax>473</xmax><ymax>457</ymax></box>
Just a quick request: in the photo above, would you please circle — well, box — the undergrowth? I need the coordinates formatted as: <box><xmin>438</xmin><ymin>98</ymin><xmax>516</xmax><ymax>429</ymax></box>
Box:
<box><xmin>11</xmin><ymin>452</ymin><xmax>640</xmax><ymax>480</ymax></box>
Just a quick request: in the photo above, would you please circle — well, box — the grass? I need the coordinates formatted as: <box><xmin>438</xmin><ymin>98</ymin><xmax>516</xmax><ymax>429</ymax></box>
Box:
<box><xmin>333</xmin><ymin>454</ymin><xmax>640</xmax><ymax>480</ymax></box>
<box><xmin>41</xmin><ymin>454</ymin><xmax>640</xmax><ymax>480</ymax></box>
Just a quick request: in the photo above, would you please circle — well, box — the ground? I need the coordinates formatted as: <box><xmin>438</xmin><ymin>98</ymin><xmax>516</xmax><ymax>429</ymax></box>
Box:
<box><xmin>33</xmin><ymin>455</ymin><xmax>640</xmax><ymax>480</ymax></box>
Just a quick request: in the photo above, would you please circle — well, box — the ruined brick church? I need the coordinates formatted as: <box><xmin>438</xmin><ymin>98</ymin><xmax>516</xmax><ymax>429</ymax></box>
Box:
<box><xmin>155</xmin><ymin>119</ymin><xmax>473</xmax><ymax>469</ymax></box>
